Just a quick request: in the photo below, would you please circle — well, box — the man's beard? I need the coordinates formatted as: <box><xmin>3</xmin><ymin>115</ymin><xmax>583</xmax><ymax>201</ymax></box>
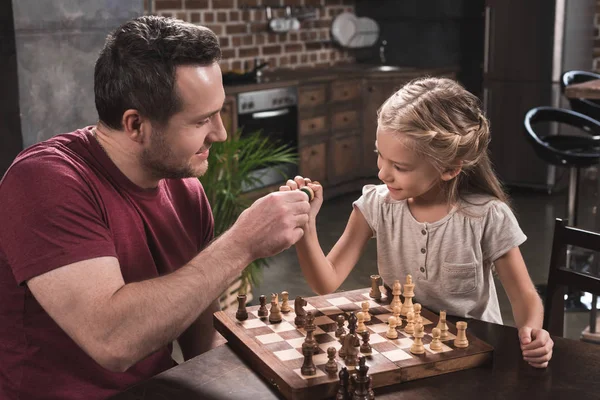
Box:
<box><xmin>140</xmin><ymin>128</ymin><xmax>208</xmax><ymax>180</ymax></box>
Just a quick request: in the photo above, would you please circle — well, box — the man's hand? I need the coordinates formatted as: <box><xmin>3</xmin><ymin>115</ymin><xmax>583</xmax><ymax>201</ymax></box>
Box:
<box><xmin>232</xmin><ymin>190</ymin><xmax>311</xmax><ymax>260</ymax></box>
<box><xmin>279</xmin><ymin>175</ymin><xmax>323</xmax><ymax>230</ymax></box>
<box><xmin>519</xmin><ymin>326</ymin><xmax>554</xmax><ymax>368</ymax></box>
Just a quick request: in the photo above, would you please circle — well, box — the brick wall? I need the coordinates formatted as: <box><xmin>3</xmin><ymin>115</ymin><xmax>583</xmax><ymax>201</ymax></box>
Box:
<box><xmin>148</xmin><ymin>0</ymin><xmax>355</xmax><ymax>72</ymax></box>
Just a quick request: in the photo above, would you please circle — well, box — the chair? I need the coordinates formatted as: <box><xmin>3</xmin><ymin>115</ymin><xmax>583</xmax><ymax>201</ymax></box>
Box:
<box><xmin>544</xmin><ymin>219</ymin><xmax>600</xmax><ymax>341</ymax></box>
<box><xmin>524</xmin><ymin>106</ymin><xmax>600</xmax><ymax>227</ymax></box>
<box><xmin>561</xmin><ymin>70</ymin><xmax>600</xmax><ymax>121</ymax></box>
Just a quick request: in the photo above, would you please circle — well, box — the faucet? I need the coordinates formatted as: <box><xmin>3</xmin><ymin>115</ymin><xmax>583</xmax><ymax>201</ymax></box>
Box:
<box><xmin>379</xmin><ymin>39</ymin><xmax>387</xmax><ymax>65</ymax></box>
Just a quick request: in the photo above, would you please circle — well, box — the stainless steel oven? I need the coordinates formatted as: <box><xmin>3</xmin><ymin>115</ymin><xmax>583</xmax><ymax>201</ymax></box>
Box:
<box><xmin>237</xmin><ymin>86</ymin><xmax>298</xmax><ymax>191</ymax></box>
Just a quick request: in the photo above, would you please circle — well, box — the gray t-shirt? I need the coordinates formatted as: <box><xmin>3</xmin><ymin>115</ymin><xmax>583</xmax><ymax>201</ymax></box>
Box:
<box><xmin>353</xmin><ymin>184</ymin><xmax>527</xmax><ymax>324</ymax></box>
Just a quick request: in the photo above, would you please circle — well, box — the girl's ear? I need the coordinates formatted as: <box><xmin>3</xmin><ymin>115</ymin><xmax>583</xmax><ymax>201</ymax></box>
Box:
<box><xmin>441</xmin><ymin>161</ymin><xmax>463</xmax><ymax>181</ymax></box>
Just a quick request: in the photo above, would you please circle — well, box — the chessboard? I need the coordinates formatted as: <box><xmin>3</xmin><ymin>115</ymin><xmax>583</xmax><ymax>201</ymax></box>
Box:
<box><xmin>213</xmin><ymin>287</ymin><xmax>494</xmax><ymax>400</ymax></box>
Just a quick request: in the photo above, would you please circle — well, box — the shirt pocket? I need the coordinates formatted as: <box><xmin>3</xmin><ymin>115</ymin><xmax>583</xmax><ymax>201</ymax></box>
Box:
<box><xmin>441</xmin><ymin>262</ymin><xmax>477</xmax><ymax>294</ymax></box>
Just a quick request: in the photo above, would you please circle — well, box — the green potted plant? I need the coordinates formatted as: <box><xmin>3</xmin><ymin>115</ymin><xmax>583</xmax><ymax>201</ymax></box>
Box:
<box><xmin>199</xmin><ymin>128</ymin><xmax>298</xmax><ymax>310</ymax></box>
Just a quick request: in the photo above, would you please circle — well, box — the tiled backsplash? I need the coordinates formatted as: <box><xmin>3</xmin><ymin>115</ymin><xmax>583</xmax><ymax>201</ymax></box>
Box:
<box><xmin>148</xmin><ymin>0</ymin><xmax>356</xmax><ymax>72</ymax></box>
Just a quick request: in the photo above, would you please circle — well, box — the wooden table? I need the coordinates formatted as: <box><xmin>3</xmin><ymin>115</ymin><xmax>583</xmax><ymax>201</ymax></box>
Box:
<box><xmin>111</xmin><ymin>317</ymin><xmax>600</xmax><ymax>400</ymax></box>
<box><xmin>564</xmin><ymin>80</ymin><xmax>600</xmax><ymax>99</ymax></box>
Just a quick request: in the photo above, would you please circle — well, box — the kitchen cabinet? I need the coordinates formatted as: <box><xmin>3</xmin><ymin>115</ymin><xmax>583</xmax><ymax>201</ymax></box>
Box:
<box><xmin>329</xmin><ymin>135</ymin><xmax>361</xmax><ymax>185</ymax></box>
<box><xmin>299</xmin><ymin>142</ymin><xmax>327</xmax><ymax>184</ymax></box>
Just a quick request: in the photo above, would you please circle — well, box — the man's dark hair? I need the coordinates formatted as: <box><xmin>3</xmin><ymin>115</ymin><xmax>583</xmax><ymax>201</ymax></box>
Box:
<box><xmin>94</xmin><ymin>16</ymin><xmax>221</xmax><ymax>129</ymax></box>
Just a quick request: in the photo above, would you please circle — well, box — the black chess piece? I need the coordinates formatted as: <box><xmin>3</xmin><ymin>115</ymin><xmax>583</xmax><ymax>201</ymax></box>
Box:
<box><xmin>294</xmin><ymin>296</ymin><xmax>308</xmax><ymax>327</ymax></box>
<box><xmin>235</xmin><ymin>294</ymin><xmax>248</xmax><ymax>321</ymax></box>
<box><xmin>257</xmin><ymin>295</ymin><xmax>268</xmax><ymax>318</ymax></box>
<box><xmin>304</xmin><ymin>312</ymin><xmax>319</xmax><ymax>353</ymax></box>
<box><xmin>336</xmin><ymin>367</ymin><xmax>350</xmax><ymax>400</ymax></box>
<box><xmin>325</xmin><ymin>347</ymin><xmax>338</xmax><ymax>375</ymax></box>
<box><xmin>347</xmin><ymin>312</ymin><xmax>358</xmax><ymax>334</ymax></box>
<box><xmin>338</xmin><ymin>333</ymin><xmax>347</xmax><ymax>358</ymax></box>
<box><xmin>353</xmin><ymin>356</ymin><xmax>370</xmax><ymax>400</ymax></box>
<box><xmin>335</xmin><ymin>314</ymin><xmax>346</xmax><ymax>337</ymax></box>
<box><xmin>360</xmin><ymin>330</ymin><xmax>372</xmax><ymax>354</ymax></box>
<box><xmin>300</xmin><ymin>341</ymin><xmax>316</xmax><ymax>376</ymax></box>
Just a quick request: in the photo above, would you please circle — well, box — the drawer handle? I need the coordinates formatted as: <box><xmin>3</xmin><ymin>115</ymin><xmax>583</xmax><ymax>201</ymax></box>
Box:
<box><xmin>343</xmin><ymin>91</ymin><xmax>348</xmax><ymax>96</ymax></box>
<box><xmin>310</xmin><ymin>123</ymin><xmax>316</xmax><ymax>129</ymax></box>
<box><xmin>310</xmin><ymin>96</ymin><xmax>316</xmax><ymax>101</ymax></box>
<box><xmin>368</xmin><ymin>87</ymin><xmax>373</xmax><ymax>92</ymax></box>
<box><xmin>311</xmin><ymin>150</ymin><xmax>318</xmax><ymax>156</ymax></box>
<box><xmin>343</xmin><ymin>117</ymin><xmax>348</xmax><ymax>122</ymax></box>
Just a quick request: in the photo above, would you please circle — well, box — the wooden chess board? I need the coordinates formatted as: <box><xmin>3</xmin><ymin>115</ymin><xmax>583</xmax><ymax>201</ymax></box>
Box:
<box><xmin>213</xmin><ymin>287</ymin><xmax>494</xmax><ymax>400</ymax></box>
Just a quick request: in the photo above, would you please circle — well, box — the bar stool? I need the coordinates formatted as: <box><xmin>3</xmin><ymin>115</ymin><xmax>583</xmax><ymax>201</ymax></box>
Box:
<box><xmin>561</xmin><ymin>70</ymin><xmax>600</xmax><ymax>121</ymax></box>
<box><xmin>525</xmin><ymin>106</ymin><xmax>600</xmax><ymax>322</ymax></box>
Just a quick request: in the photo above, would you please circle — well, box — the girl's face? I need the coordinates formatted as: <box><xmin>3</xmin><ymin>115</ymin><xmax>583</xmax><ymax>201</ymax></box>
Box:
<box><xmin>375</xmin><ymin>127</ymin><xmax>444</xmax><ymax>201</ymax></box>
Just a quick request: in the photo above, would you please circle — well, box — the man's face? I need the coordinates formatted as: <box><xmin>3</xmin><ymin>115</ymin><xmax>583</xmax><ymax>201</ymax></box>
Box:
<box><xmin>140</xmin><ymin>63</ymin><xmax>227</xmax><ymax>180</ymax></box>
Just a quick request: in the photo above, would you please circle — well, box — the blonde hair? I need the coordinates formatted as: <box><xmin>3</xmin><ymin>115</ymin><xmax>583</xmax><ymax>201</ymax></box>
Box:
<box><xmin>377</xmin><ymin>76</ymin><xmax>508</xmax><ymax>206</ymax></box>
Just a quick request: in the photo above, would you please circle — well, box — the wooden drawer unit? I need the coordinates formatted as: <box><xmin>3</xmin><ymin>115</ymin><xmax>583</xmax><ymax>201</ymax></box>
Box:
<box><xmin>299</xmin><ymin>115</ymin><xmax>328</xmax><ymax>137</ymax></box>
<box><xmin>300</xmin><ymin>142</ymin><xmax>327</xmax><ymax>183</ymax></box>
<box><xmin>331</xmin><ymin>80</ymin><xmax>361</xmax><ymax>103</ymax></box>
<box><xmin>329</xmin><ymin>135</ymin><xmax>361</xmax><ymax>184</ymax></box>
<box><xmin>298</xmin><ymin>85</ymin><xmax>327</xmax><ymax>108</ymax></box>
<box><xmin>331</xmin><ymin>110</ymin><xmax>359</xmax><ymax>132</ymax></box>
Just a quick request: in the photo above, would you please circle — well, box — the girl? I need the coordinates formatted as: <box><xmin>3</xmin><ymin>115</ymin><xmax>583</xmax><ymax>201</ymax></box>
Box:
<box><xmin>281</xmin><ymin>77</ymin><xmax>553</xmax><ymax>368</ymax></box>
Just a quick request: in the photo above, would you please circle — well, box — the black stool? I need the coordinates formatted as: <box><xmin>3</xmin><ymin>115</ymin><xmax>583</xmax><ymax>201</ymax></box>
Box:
<box><xmin>561</xmin><ymin>70</ymin><xmax>600</xmax><ymax>121</ymax></box>
<box><xmin>525</xmin><ymin>106</ymin><xmax>600</xmax><ymax>312</ymax></box>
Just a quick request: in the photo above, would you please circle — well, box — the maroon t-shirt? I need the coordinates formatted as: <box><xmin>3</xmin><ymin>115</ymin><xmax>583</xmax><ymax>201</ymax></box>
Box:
<box><xmin>0</xmin><ymin>127</ymin><xmax>214</xmax><ymax>399</ymax></box>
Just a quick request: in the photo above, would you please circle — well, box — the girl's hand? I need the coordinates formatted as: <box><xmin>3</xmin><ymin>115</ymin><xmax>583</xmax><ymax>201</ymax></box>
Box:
<box><xmin>279</xmin><ymin>175</ymin><xmax>323</xmax><ymax>227</ymax></box>
<box><xmin>518</xmin><ymin>326</ymin><xmax>554</xmax><ymax>368</ymax></box>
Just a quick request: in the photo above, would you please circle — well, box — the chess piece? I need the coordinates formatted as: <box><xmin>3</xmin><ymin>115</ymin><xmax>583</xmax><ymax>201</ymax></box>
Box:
<box><xmin>437</xmin><ymin>310</ymin><xmax>449</xmax><ymax>340</ymax></box>
<box><xmin>353</xmin><ymin>356</ymin><xmax>370</xmax><ymax>400</ymax></box>
<box><xmin>414</xmin><ymin>303</ymin><xmax>423</xmax><ymax>325</ymax></box>
<box><xmin>410</xmin><ymin>323</ymin><xmax>425</xmax><ymax>354</ymax></box>
<box><xmin>325</xmin><ymin>346</ymin><xmax>338</xmax><ymax>375</ymax></box>
<box><xmin>360</xmin><ymin>330</ymin><xmax>372</xmax><ymax>354</ymax></box>
<box><xmin>281</xmin><ymin>291</ymin><xmax>291</xmax><ymax>313</ymax></box>
<box><xmin>257</xmin><ymin>294</ymin><xmax>268</xmax><ymax>318</ymax></box>
<box><xmin>369</xmin><ymin>274</ymin><xmax>382</xmax><ymax>300</ymax></box>
<box><xmin>235</xmin><ymin>294</ymin><xmax>248</xmax><ymax>321</ymax></box>
<box><xmin>305</xmin><ymin>312</ymin><xmax>319</xmax><ymax>353</ymax></box>
<box><xmin>294</xmin><ymin>296</ymin><xmax>308</xmax><ymax>327</ymax></box>
<box><xmin>405</xmin><ymin>311</ymin><xmax>415</xmax><ymax>335</ymax></box>
<box><xmin>347</xmin><ymin>312</ymin><xmax>358</xmax><ymax>334</ymax></box>
<box><xmin>356</xmin><ymin>312</ymin><xmax>368</xmax><ymax>334</ymax></box>
<box><xmin>343</xmin><ymin>331</ymin><xmax>360</xmax><ymax>367</ymax></box>
<box><xmin>269</xmin><ymin>293</ymin><xmax>282</xmax><ymax>323</ymax></box>
<box><xmin>393</xmin><ymin>305</ymin><xmax>402</xmax><ymax>327</ymax></box>
<box><xmin>391</xmin><ymin>279</ymin><xmax>402</xmax><ymax>310</ymax></box>
<box><xmin>386</xmin><ymin>316</ymin><xmax>398</xmax><ymax>339</ymax></box>
<box><xmin>338</xmin><ymin>333</ymin><xmax>347</xmax><ymax>358</ymax></box>
<box><xmin>454</xmin><ymin>321</ymin><xmax>469</xmax><ymax>348</ymax></box>
<box><xmin>300</xmin><ymin>186</ymin><xmax>315</xmax><ymax>201</ymax></box>
<box><xmin>361</xmin><ymin>301</ymin><xmax>371</xmax><ymax>322</ymax></box>
<box><xmin>301</xmin><ymin>341</ymin><xmax>316</xmax><ymax>376</ymax></box>
<box><xmin>336</xmin><ymin>367</ymin><xmax>350</xmax><ymax>400</ymax></box>
<box><xmin>335</xmin><ymin>314</ymin><xmax>346</xmax><ymax>337</ymax></box>
<box><xmin>401</xmin><ymin>275</ymin><xmax>415</xmax><ymax>316</ymax></box>
<box><xmin>368</xmin><ymin>375</ymin><xmax>375</xmax><ymax>400</ymax></box>
<box><xmin>430</xmin><ymin>327</ymin><xmax>443</xmax><ymax>351</ymax></box>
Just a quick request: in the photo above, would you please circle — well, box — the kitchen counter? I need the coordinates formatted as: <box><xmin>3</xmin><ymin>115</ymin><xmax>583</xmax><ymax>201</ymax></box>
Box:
<box><xmin>224</xmin><ymin>64</ymin><xmax>458</xmax><ymax>94</ymax></box>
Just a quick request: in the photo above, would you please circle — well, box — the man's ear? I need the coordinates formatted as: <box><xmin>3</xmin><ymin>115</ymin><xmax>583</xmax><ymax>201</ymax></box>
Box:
<box><xmin>441</xmin><ymin>161</ymin><xmax>463</xmax><ymax>181</ymax></box>
<box><xmin>122</xmin><ymin>109</ymin><xmax>150</xmax><ymax>145</ymax></box>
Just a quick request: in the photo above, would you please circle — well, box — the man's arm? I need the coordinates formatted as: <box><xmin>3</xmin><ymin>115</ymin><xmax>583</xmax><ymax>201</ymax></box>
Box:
<box><xmin>27</xmin><ymin>191</ymin><xmax>310</xmax><ymax>372</ymax></box>
<box><xmin>177</xmin><ymin>299</ymin><xmax>226</xmax><ymax>361</ymax></box>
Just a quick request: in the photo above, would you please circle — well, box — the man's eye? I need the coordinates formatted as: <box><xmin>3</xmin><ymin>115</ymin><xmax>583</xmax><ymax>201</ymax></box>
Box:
<box><xmin>197</xmin><ymin>119</ymin><xmax>210</xmax><ymax>126</ymax></box>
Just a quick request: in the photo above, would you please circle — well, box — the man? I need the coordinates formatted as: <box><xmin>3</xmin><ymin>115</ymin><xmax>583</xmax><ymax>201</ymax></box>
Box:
<box><xmin>0</xmin><ymin>16</ymin><xmax>310</xmax><ymax>399</ymax></box>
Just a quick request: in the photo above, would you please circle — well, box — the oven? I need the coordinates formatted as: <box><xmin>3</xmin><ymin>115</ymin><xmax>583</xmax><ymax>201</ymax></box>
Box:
<box><xmin>237</xmin><ymin>86</ymin><xmax>298</xmax><ymax>192</ymax></box>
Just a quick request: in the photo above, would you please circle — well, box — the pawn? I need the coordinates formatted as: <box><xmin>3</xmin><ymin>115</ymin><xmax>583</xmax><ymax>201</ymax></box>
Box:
<box><xmin>325</xmin><ymin>346</ymin><xmax>338</xmax><ymax>375</ymax></box>
<box><xmin>300</xmin><ymin>186</ymin><xmax>314</xmax><ymax>201</ymax></box>
<box><xmin>269</xmin><ymin>293</ymin><xmax>282</xmax><ymax>324</ymax></box>
<box><xmin>335</xmin><ymin>314</ymin><xmax>346</xmax><ymax>337</ymax></box>
<box><xmin>356</xmin><ymin>312</ymin><xmax>368</xmax><ymax>334</ymax></box>
<box><xmin>361</xmin><ymin>301</ymin><xmax>371</xmax><ymax>322</ymax></box>
<box><xmin>454</xmin><ymin>321</ymin><xmax>469</xmax><ymax>348</ymax></box>
<box><xmin>257</xmin><ymin>294</ymin><xmax>268</xmax><ymax>318</ymax></box>
<box><xmin>405</xmin><ymin>311</ymin><xmax>415</xmax><ymax>335</ymax></box>
<box><xmin>369</xmin><ymin>274</ymin><xmax>382</xmax><ymax>300</ymax></box>
<box><xmin>430</xmin><ymin>327</ymin><xmax>443</xmax><ymax>351</ymax></box>
<box><xmin>393</xmin><ymin>305</ymin><xmax>402</xmax><ymax>326</ymax></box>
<box><xmin>280</xmin><ymin>291</ymin><xmax>291</xmax><ymax>313</ymax></box>
<box><xmin>235</xmin><ymin>294</ymin><xmax>248</xmax><ymax>321</ymax></box>
<box><xmin>414</xmin><ymin>303</ymin><xmax>423</xmax><ymax>325</ymax></box>
<box><xmin>437</xmin><ymin>310</ymin><xmax>449</xmax><ymax>340</ymax></box>
<box><xmin>391</xmin><ymin>279</ymin><xmax>402</xmax><ymax>310</ymax></box>
<box><xmin>386</xmin><ymin>316</ymin><xmax>398</xmax><ymax>339</ymax></box>
<box><xmin>360</xmin><ymin>330</ymin><xmax>372</xmax><ymax>354</ymax></box>
<box><xmin>338</xmin><ymin>333</ymin><xmax>347</xmax><ymax>358</ymax></box>
<box><xmin>337</xmin><ymin>367</ymin><xmax>350</xmax><ymax>400</ymax></box>
<box><xmin>410</xmin><ymin>323</ymin><xmax>425</xmax><ymax>354</ymax></box>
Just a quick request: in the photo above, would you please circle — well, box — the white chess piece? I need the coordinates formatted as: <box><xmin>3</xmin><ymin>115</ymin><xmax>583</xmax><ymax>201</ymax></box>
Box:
<box><xmin>361</xmin><ymin>301</ymin><xmax>371</xmax><ymax>322</ymax></box>
<box><xmin>356</xmin><ymin>311</ymin><xmax>368</xmax><ymax>334</ymax></box>
<box><xmin>386</xmin><ymin>316</ymin><xmax>398</xmax><ymax>339</ymax></box>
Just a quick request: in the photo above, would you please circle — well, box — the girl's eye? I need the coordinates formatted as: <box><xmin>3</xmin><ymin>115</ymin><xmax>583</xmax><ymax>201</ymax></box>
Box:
<box><xmin>394</xmin><ymin>165</ymin><xmax>406</xmax><ymax>172</ymax></box>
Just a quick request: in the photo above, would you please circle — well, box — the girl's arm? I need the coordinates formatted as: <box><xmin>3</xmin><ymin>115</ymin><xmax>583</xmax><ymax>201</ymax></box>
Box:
<box><xmin>495</xmin><ymin>247</ymin><xmax>554</xmax><ymax>368</ymax></box>
<box><xmin>297</xmin><ymin>208</ymin><xmax>373</xmax><ymax>295</ymax></box>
